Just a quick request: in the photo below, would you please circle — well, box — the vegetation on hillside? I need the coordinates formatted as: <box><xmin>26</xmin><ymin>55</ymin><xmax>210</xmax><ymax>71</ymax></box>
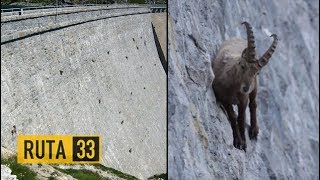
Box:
<box><xmin>1</xmin><ymin>156</ymin><xmax>37</xmax><ymax>179</ymax></box>
<box><xmin>94</xmin><ymin>164</ymin><xmax>139</xmax><ymax>180</ymax></box>
<box><xmin>147</xmin><ymin>173</ymin><xmax>167</xmax><ymax>180</ymax></box>
<box><xmin>55</xmin><ymin>167</ymin><xmax>104</xmax><ymax>180</ymax></box>
<box><xmin>1</xmin><ymin>155</ymin><xmax>166</xmax><ymax>180</ymax></box>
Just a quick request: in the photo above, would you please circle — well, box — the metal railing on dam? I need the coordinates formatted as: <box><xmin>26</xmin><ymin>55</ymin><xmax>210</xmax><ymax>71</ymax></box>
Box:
<box><xmin>1</xmin><ymin>4</ymin><xmax>166</xmax><ymax>15</ymax></box>
<box><xmin>1</xmin><ymin>5</ymin><xmax>166</xmax><ymax>45</ymax></box>
<box><xmin>1</xmin><ymin>4</ymin><xmax>97</xmax><ymax>13</ymax></box>
<box><xmin>150</xmin><ymin>6</ymin><xmax>166</xmax><ymax>13</ymax></box>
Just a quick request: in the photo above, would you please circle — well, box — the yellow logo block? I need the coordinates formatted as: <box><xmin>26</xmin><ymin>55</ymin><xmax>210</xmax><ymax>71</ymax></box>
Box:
<box><xmin>17</xmin><ymin>135</ymin><xmax>101</xmax><ymax>164</ymax></box>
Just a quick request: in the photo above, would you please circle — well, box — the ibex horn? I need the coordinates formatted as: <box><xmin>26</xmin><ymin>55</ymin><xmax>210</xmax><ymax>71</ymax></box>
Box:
<box><xmin>258</xmin><ymin>34</ymin><xmax>278</xmax><ymax>67</ymax></box>
<box><xmin>241</xmin><ymin>21</ymin><xmax>256</xmax><ymax>63</ymax></box>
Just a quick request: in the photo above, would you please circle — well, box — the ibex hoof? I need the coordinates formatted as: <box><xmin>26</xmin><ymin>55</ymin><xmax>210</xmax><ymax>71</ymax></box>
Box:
<box><xmin>233</xmin><ymin>136</ymin><xmax>246</xmax><ymax>152</ymax></box>
<box><xmin>249</xmin><ymin>126</ymin><xmax>259</xmax><ymax>140</ymax></box>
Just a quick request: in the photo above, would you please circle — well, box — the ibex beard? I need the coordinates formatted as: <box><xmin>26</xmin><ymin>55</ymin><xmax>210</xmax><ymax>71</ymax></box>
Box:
<box><xmin>212</xmin><ymin>22</ymin><xmax>278</xmax><ymax>151</ymax></box>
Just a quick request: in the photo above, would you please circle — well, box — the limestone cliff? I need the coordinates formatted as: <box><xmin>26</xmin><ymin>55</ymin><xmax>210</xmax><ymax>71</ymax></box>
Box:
<box><xmin>168</xmin><ymin>0</ymin><xmax>319</xmax><ymax>179</ymax></box>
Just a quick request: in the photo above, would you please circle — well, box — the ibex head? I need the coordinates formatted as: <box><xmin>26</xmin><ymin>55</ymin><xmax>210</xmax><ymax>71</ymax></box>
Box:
<box><xmin>238</xmin><ymin>21</ymin><xmax>278</xmax><ymax>94</ymax></box>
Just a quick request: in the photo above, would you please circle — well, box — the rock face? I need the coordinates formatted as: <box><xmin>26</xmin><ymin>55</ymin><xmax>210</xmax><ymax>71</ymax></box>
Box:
<box><xmin>168</xmin><ymin>0</ymin><xmax>319</xmax><ymax>179</ymax></box>
<box><xmin>1</xmin><ymin>165</ymin><xmax>17</xmax><ymax>180</ymax></box>
<box><xmin>1</xmin><ymin>7</ymin><xmax>166</xmax><ymax>179</ymax></box>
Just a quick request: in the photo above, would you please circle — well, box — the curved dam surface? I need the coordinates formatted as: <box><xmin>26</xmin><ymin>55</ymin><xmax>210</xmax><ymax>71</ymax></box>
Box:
<box><xmin>1</xmin><ymin>5</ymin><xmax>166</xmax><ymax>179</ymax></box>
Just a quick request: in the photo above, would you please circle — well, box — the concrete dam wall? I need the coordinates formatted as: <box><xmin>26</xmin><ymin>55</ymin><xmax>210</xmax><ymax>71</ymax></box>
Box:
<box><xmin>1</xmin><ymin>5</ymin><xmax>166</xmax><ymax>179</ymax></box>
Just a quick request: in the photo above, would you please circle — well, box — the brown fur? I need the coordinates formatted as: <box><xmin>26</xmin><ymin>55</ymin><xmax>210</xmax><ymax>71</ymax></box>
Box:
<box><xmin>212</xmin><ymin>24</ymin><xmax>278</xmax><ymax>151</ymax></box>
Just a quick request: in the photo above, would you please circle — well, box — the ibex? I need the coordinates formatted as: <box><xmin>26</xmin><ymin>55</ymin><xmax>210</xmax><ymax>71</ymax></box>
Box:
<box><xmin>212</xmin><ymin>22</ymin><xmax>278</xmax><ymax>151</ymax></box>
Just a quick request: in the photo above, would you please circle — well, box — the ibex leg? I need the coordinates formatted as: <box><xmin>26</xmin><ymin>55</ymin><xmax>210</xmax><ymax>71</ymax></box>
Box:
<box><xmin>222</xmin><ymin>102</ymin><xmax>243</xmax><ymax>150</ymax></box>
<box><xmin>237</xmin><ymin>96</ymin><xmax>248</xmax><ymax>151</ymax></box>
<box><xmin>249</xmin><ymin>86</ymin><xmax>259</xmax><ymax>140</ymax></box>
